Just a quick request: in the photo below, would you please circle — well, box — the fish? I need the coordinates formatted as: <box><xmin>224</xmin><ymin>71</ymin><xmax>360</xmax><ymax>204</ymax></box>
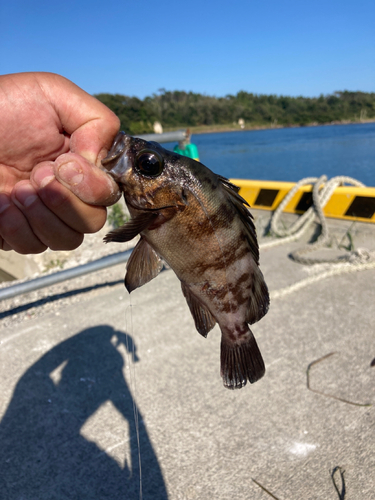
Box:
<box><xmin>102</xmin><ymin>132</ymin><xmax>269</xmax><ymax>389</ymax></box>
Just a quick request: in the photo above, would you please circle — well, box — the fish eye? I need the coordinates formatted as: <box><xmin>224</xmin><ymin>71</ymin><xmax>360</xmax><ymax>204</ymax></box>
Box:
<box><xmin>135</xmin><ymin>149</ymin><xmax>164</xmax><ymax>177</ymax></box>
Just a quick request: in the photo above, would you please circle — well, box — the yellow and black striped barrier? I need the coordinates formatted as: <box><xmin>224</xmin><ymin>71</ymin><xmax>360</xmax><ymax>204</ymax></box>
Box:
<box><xmin>230</xmin><ymin>179</ymin><xmax>375</xmax><ymax>224</ymax></box>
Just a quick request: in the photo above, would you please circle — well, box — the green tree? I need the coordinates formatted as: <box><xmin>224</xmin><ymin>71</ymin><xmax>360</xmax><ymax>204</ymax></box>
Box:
<box><xmin>94</xmin><ymin>90</ymin><xmax>375</xmax><ymax>131</ymax></box>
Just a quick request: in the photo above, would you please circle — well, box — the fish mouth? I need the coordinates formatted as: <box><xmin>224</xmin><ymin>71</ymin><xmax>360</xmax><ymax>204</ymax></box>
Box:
<box><xmin>126</xmin><ymin>199</ymin><xmax>184</xmax><ymax>213</ymax></box>
<box><xmin>101</xmin><ymin>132</ymin><xmax>131</xmax><ymax>178</ymax></box>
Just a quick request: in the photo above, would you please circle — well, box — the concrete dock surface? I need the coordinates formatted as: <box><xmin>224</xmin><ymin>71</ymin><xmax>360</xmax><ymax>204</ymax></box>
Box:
<box><xmin>0</xmin><ymin>215</ymin><xmax>374</xmax><ymax>500</ymax></box>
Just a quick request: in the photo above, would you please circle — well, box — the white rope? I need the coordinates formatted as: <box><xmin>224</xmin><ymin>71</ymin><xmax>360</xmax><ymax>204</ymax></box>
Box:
<box><xmin>270</xmin><ymin>256</ymin><xmax>375</xmax><ymax>300</ymax></box>
<box><xmin>258</xmin><ymin>175</ymin><xmax>375</xmax><ymax>298</ymax></box>
<box><xmin>260</xmin><ymin>175</ymin><xmax>366</xmax><ymax>264</ymax></box>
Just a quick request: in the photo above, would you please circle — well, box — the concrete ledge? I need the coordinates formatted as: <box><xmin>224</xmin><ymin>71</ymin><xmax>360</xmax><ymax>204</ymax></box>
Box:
<box><xmin>232</xmin><ymin>178</ymin><xmax>375</xmax><ymax>223</ymax></box>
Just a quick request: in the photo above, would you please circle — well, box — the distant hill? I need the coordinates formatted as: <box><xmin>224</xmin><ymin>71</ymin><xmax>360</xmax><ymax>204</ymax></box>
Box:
<box><xmin>95</xmin><ymin>90</ymin><xmax>375</xmax><ymax>135</ymax></box>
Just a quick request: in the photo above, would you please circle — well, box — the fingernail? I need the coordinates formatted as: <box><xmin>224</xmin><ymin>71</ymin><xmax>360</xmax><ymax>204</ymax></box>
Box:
<box><xmin>57</xmin><ymin>162</ymin><xmax>84</xmax><ymax>186</ymax></box>
<box><xmin>0</xmin><ymin>194</ymin><xmax>11</xmax><ymax>215</ymax></box>
<box><xmin>33</xmin><ymin>165</ymin><xmax>55</xmax><ymax>188</ymax></box>
<box><xmin>14</xmin><ymin>184</ymin><xmax>38</xmax><ymax>208</ymax></box>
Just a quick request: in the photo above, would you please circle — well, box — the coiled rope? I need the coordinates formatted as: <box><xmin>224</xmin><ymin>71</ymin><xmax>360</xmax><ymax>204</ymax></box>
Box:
<box><xmin>258</xmin><ymin>175</ymin><xmax>375</xmax><ymax>299</ymax></box>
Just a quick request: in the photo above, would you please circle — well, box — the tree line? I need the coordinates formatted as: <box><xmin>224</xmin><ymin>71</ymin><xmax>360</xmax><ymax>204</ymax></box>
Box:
<box><xmin>95</xmin><ymin>89</ymin><xmax>375</xmax><ymax>135</ymax></box>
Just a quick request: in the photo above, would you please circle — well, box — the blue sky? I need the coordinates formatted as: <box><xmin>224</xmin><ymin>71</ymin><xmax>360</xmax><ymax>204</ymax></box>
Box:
<box><xmin>1</xmin><ymin>0</ymin><xmax>374</xmax><ymax>99</ymax></box>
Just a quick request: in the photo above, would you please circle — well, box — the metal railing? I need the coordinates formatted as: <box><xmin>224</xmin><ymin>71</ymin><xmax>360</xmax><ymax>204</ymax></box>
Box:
<box><xmin>136</xmin><ymin>129</ymin><xmax>188</xmax><ymax>144</ymax></box>
<box><xmin>0</xmin><ymin>251</ymin><xmax>132</xmax><ymax>302</ymax></box>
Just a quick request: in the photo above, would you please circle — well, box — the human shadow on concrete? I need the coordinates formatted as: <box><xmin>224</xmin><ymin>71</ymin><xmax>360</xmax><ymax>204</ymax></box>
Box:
<box><xmin>0</xmin><ymin>325</ymin><xmax>168</xmax><ymax>499</ymax></box>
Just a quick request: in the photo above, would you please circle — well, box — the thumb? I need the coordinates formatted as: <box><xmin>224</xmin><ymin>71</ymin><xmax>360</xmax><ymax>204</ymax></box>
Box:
<box><xmin>53</xmin><ymin>153</ymin><xmax>121</xmax><ymax>206</ymax></box>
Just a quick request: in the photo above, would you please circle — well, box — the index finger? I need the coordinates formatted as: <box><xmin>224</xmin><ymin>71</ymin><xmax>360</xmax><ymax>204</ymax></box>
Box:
<box><xmin>37</xmin><ymin>72</ymin><xmax>120</xmax><ymax>165</ymax></box>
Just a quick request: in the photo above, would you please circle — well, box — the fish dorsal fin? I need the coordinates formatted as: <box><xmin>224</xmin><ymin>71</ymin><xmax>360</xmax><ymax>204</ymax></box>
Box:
<box><xmin>219</xmin><ymin>177</ymin><xmax>270</xmax><ymax>324</ymax></box>
<box><xmin>219</xmin><ymin>177</ymin><xmax>259</xmax><ymax>264</ymax></box>
<box><xmin>104</xmin><ymin>212</ymin><xmax>158</xmax><ymax>243</ymax></box>
<box><xmin>181</xmin><ymin>282</ymin><xmax>217</xmax><ymax>337</ymax></box>
<box><xmin>125</xmin><ymin>237</ymin><xmax>163</xmax><ymax>293</ymax></box>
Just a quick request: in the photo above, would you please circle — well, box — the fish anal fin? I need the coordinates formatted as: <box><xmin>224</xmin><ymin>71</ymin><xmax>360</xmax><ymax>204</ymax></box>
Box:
<box><xmin>220</xmin><ymin>328</ymin><xmax>265</xmax><ymax>389</ymax></box>
<box><xmin>125</xmin><ymin>237</ymin><xmax>163</xmax><ymax>293</ymax></box>
<box><xmin>181</xmin><ymin>282</ymin><xmax>216</xmax><ymax>337</ymax></box>
<box><xmin>104</xmin><ymin>212</ymin><xmax>158</xmax><ymax>243</ymax></box>
<box><xmin>246</xmin><ymin>267</ymin><xmax>270</xmax><ymax>324</ymax></box>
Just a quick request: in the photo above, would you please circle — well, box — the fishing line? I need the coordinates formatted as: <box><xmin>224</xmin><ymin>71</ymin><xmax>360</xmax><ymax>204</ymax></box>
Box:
<box><xmin>124</xmin><ymin>296</ymin><xmax>143</xmax><ymax>500</ymax></box>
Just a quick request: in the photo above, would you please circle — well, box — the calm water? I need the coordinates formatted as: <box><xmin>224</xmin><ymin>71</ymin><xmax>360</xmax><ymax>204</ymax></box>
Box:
<box><xmin>165</xmin><ymin>122</ymin><xmax>375</xmax><ymax>186</ymax></box>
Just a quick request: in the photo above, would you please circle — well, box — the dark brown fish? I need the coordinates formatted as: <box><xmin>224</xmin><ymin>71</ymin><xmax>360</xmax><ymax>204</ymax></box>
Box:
<box><xmin>102</xmin><ymin>132</ymin><xmax>269</xmax><ymax>389</ymax></box>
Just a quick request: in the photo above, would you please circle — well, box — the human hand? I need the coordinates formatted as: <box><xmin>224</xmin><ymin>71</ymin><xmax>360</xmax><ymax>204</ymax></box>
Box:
<box><xmin>0</xmin><ymin>72</ymin><xmax>121</xmax><ymax>254</ymax></box>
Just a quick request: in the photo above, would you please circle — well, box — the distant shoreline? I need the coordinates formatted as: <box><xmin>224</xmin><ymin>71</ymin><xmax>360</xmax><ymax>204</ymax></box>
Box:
<box><xmin>166</xmin><ymin>118</ymin><xmax>375</xmax><ymax>136</ymax></box>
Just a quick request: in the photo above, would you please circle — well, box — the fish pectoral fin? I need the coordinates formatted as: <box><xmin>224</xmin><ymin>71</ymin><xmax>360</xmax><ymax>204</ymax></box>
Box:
<box><xmin>219</xmin><ymin>177</ymin><xmax>260</xmax><ymax>263</ymax></box>
<box><xmin>104</xmin><ymin>212</ymin><xmax>158</xmax><ymax>243</ymax></box>
<box><xmin>221</xmin><ymin>327</ymin><xmax>265</xmax><ymax>389</ymax></box>
<box><xmin>125</xmin><ymin>237</ymin><xmax>163</xmax><ymax>293</ymax></box>
<box><xmin>181</xmin><ymin>282</ymin><xmax>216</xmax><ymax>337</ymax></box>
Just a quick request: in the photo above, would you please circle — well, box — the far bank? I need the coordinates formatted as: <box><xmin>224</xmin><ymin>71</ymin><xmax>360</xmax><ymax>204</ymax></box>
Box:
<box><xmin>164</xmin><ymin>118</ymin><xmax>375</xmax><ymax>136</ymax></box>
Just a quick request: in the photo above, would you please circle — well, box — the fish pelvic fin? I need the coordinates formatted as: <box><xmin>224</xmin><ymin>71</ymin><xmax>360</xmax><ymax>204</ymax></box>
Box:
<box><xmin>181</xmin><ymin>282</ymin><xmax>217</xmax><ymax>337</ymax></box>
<box><xmin>104</xmin><ymin>212</ymin><xmax>158</xmax><ymax>243</ymax></box>
<box><xmin>221</xmin><ymin>327</ymin><xmax>265</xmax><ymax>389</ymax></box>
<box><xmin>125</xmin><ymin>237</ymin><xmax>163</xmax><ymax>293</ymax></box>
<box><xmin>219</xmin><ymin>176</ymin><xmax>260</xmax><ymax>264</ymax></box>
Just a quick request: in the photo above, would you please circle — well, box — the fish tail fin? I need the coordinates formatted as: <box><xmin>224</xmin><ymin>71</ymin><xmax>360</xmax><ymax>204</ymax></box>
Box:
<box><xmin>220</xmin><ymin>328</ymin><xmax>265</xmax><ymax>389</ymax></box>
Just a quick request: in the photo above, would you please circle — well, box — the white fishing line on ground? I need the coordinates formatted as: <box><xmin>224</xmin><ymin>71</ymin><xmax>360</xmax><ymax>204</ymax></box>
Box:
<box><xmin>124</xmin><ymin>298</ymin><xmax>143</xmax><ymax>500</ymax></box>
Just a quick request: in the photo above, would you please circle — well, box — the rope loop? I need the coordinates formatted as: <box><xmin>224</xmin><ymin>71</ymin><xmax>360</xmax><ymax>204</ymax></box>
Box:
<box><xmin>261</xmin><ymin>175</ymin><xmax>368</xmax><ymax>264</ymax></box>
